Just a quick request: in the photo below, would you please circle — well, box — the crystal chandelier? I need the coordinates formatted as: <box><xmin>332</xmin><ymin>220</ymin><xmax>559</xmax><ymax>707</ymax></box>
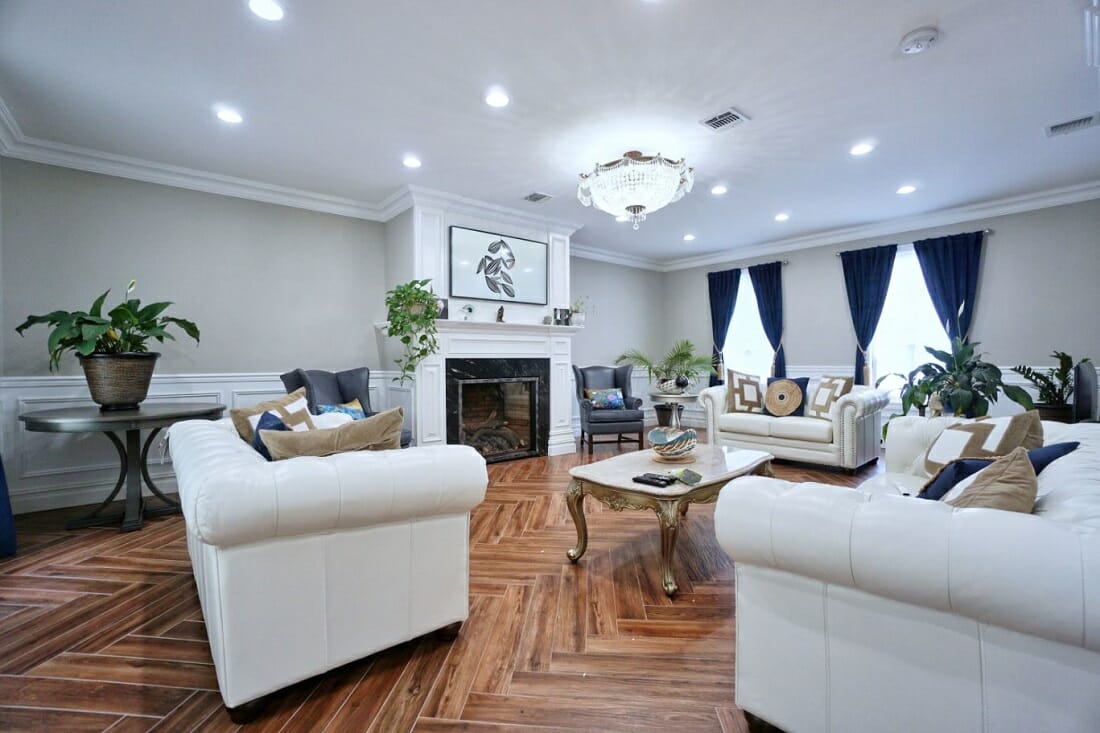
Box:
<box><xmin>577</xmin><ymin>151</ymin><xmax>694</xmax><ymax>229</ymax></box>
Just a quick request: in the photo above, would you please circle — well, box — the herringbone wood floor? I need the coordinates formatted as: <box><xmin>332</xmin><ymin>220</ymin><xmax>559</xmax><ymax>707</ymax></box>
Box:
<box><xmin>0</xmin><ymin>442</ymin><xmax>879</xmax><ymax>732</ymax></box>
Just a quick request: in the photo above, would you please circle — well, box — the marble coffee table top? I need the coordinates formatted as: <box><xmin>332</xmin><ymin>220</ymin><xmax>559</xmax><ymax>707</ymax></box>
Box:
<box><xmin>569</xmin><ymin>445</ymin><xmax>773</xmax><ymax>498</ymax></box>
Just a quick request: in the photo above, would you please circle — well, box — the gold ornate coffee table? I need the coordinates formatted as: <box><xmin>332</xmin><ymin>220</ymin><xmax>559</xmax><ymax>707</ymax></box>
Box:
<box><xmin>566</xmin><ymin>445</ymin><xmax>773</xmax><ymax>596</ymax></box>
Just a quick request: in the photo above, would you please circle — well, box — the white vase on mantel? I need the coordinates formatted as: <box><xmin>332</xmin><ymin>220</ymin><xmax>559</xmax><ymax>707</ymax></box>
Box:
<box><xmin>571</xmin><ymin>312</ymin><xmax>586</xmax><ymax>327</ymax></box>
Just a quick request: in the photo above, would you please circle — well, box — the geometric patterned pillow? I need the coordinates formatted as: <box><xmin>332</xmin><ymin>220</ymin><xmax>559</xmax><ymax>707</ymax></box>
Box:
<box><xmin>806</xmin><ymin>375</ymin><xmax>854</xmax><ymax>420</ymax></box>
<box><xmin>923</xmin><ymin>410</ymin><xmax>1044</xmax><ymax>476</ymax></box>
<box><xmin>725</xmin><ymin>369</ymin><xmax>764</xmax><ymax>414</ymax></box>
<box><xmin>230</xmin><ymin>387</ymin><xmax>316</xmax><ymax>443</ymax></box>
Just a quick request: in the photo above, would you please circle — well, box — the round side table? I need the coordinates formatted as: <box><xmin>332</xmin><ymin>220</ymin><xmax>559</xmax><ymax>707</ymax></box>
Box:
<box><xmin>20</xmin><ymin>402</ymin><xmax>225</xmax><ymax>532</ymax></box>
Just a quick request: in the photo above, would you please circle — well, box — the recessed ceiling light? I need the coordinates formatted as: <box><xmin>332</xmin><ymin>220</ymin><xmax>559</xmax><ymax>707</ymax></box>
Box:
<box><xmin>248</xmin><ymin>0</ymin><xmax>284</xmax><ymax>21</ymax></box>
<box><xmin>710</xmin><ymin>184</ymin><xmax>728</xmax><ymax>196</ymax></box>
<box><xmin>403</xmin><ymin>155</ymin><xmax>422</xmax><ymax>169</ymax></box>
<box><xmin>773</xmin><ymin>212</ymin><xmax>790</xmax><ymax>222</ymax></box>
<box><xmin>215</xmin><ymin>107</ymin><xmax>243</xmax><ymax>124</ymax></box>
<box><xmin>849</xmin><ymin>142</ymin><xmax>875</xmax><ymax>156</ymax></box>
<box><xmin>896</xmin><ymin>185</ymin><xmax>917</xmax><ymax>195</ymax></box>
<box><xmin>485</xmin><ymin>88</ymin><xmax>510</xmax><ymax>108</ymax></box>
<box><xmin>615</xmin><ymin>215</ymin><xmax>630</xmax><ymax>222</ymax></box>
<box><xmin>683</xmin><ymin>234</ymin><xmax>696</xmax><ymax>242</ymax></box>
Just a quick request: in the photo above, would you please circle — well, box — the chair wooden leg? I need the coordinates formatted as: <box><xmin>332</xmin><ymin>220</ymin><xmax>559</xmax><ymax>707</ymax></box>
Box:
<box><xmin>588</xmin><ymin>433</ymin><xmax>594</xmax><ymax>454</ymax></box>
<box><xmin>638</xmin><ymin>432</ymin><xmax>645</xmax><ymax>449</ymax></box>
<box><xmin>578</xmin><ymin>430</ymin><xmax>584</xmax><ymax>452</ymax></box>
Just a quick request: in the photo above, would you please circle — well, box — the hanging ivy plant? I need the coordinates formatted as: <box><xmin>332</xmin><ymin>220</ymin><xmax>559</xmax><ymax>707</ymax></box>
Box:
<box><xmin>385</xmin><ymin>279</ymin><xmax>440</xmax><ymax>384</ymax></box>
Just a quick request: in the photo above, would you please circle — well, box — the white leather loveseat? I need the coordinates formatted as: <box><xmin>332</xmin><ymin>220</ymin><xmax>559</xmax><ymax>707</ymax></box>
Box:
<box><xmin>715</xmin><ymin>416</ymin><xmax>1100</xmax><ymax>732</ymax></box>
<box><xmin>167</xmin><ymin>418</ymin><xmax>488</xmax><ymax>715</ymax></box>
<box><xmin>700</xmin><ymin>381</ymin><xmax>888</xmax><ymax>469</ymax></box>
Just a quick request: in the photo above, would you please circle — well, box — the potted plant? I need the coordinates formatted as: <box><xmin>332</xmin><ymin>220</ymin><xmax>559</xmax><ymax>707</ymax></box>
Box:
<box><xmin>913</xmin><ymin>337</ymin><xmax>1033</xmax><ymax>418</ymax></box>
<box><xmin>570</xmin><ymin>297</ymin><xmax>589</xmax><ymax>327</ymax></box>
<box><xmin>1012</xmin><ymin>351</ymin><xmax>1092</xmax><ymax>423</ymax></box>
<box><xmin>876</xmin><ymin>368</ymin><xmax>937</xmax><ymax>418</ymax></box>
<box><xmin>15</xmin><ymin>280</ymin><xmax>200</xmax><ymax>411</ymax></box>
<box><xmin>385</xmin><ymin>278</ymin><xmax>440</xmax><ymax>385</ymax></box>
<box><xmin>616</xmin><ymin>340</ymin><xmax>715</xmax><ymax>426</ymax></box>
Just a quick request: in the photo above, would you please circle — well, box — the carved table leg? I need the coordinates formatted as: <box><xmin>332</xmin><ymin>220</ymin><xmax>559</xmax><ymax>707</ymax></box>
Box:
<box><xmin>565</xmin><ymin>479</ymin><xmax>588</xmax><ymax>563</ymax></box>
<box><xmin>656</xmin><ymin>500</ymin><xmax>684</xmax><ymax>596</ymax></box>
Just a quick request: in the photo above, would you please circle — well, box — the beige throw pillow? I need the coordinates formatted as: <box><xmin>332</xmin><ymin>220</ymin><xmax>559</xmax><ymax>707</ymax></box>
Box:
<box><xmin>923</xmin><ymin>411</ymin><xmax>1043</xmax><ymax>476</ymax></box>
<box><xmin>806</xmin><ymin>375</ymin><xmax>854</xmax><ymax>420</ymax></box>
<box><xmin>230</xmin><ymin>388</ymin><xmax>315</xmax><ymax>443</ymax></box>
<box><xmin>725</xmin><ymin>369</ymin><xmax>764</xmax><ymax>414</ymax></box>
<box><xmin>261</xmin><ymin>407</ymin><xmax>404</xmax><ymax>460</ymax></box>
<box><xmin>945</xmin><ymin>447</ymin><xmax>1038</xmax><ymax>513</ymax></box>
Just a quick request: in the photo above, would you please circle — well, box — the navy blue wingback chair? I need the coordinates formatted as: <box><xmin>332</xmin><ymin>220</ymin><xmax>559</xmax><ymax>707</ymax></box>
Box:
<box><xmin>0</xmin><ymin>453</ymin><xmax>15</xmax><ymax>557</ymax></box>
<box><xmin>573</xmin><ymin>364</ymin><xmax>645</xmax><ymax>454</ymax></box>
<box><xmin>280</xmin><ymin>367</ymin><xmax>412</xmax><ymax>448</ymax></box>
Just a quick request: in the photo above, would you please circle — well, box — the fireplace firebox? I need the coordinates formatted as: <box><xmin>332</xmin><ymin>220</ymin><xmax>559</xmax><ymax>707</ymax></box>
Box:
<box><xmin>446</xmin><ymin>359</ymin><xmax>550</xmax><ymax>462</ymax></box>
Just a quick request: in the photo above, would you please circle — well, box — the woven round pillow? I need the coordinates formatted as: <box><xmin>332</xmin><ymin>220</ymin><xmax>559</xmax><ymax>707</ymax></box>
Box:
<box><xmin>764</xmin><ymin>379</ymin><xmax>803</xmax><ymax>417</ymax></box>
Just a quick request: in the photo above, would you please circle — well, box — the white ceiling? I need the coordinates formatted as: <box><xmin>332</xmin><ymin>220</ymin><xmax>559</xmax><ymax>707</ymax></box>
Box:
<box><xmin>1</xmin><ymin>0</ymin><xmax>1099</xmax><ymax>263</ymax></box>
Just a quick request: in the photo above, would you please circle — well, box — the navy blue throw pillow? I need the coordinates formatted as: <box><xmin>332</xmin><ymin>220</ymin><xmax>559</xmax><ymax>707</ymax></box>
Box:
<box><xmin>917</xmin><ymin>441</ymin><xmax>1080</xmax><ymax>500</ymax></box>
<box><xmin>252</xmin><ymin>411</ymin><xmax>290</xmax><ymax>461</ymax></box>
<box><xmin>763</xmin><ymin>377</ymin><xmax>810</xmax><ymax>417</ymax></box>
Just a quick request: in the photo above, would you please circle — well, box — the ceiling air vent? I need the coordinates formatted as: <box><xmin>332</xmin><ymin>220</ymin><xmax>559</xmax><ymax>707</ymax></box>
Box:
<box><xmin>700</xmin><ymin>107</ymin><xmax>750</xmax><ymax>131</ymax></box>
<box><xmin>523</xmin><ymin>191</ymin><xmax>553</xmax><ymax>203</ymax></box>
<box><xmin>1045</xmin><ymin>113</ymin><xmax>1100</xmax><ymax>137</ymax></box>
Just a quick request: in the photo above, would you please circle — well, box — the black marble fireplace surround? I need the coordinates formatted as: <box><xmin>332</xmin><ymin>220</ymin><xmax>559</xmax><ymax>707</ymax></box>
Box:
<box><xmin>446</xmin><ymin>358</ymin><xmax>550</xmax><ymax>462</ymax></box>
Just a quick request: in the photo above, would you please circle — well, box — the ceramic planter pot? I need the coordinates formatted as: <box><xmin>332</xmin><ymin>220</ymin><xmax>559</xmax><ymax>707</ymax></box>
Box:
<box><xmin>1036</xmin><ymin>404</ymin><xmax>1073</xmax><ymax>423</ymax></box>
<box><xmin>79</xmin><ymin>353</ymin><xmax>159</xmax><ymax>411</ymax></box>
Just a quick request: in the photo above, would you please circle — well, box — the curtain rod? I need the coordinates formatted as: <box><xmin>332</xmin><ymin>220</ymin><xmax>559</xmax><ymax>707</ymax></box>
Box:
<box><xmin>834</xmin><ymin>229</ymin><xmax>993</xmax><ymax>256</ymax></box>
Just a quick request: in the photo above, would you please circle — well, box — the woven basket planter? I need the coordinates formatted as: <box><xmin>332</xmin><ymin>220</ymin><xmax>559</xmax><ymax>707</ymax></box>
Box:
<box><xmin>79</xmin><ymin>353</ymin><xmax>160</xmax><ymax>411</ymax></box>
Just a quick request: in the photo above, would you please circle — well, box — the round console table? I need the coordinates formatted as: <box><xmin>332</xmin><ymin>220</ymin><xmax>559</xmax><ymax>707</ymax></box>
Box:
<box><xmin>647</xmin><ymin>392</ymin><xmax>698</xmax><ymax>431</ymax></box>
<box><xmin>20</xmin><ymin>402</ymin><xmax>225</xmax><ymax>532</ymax></box>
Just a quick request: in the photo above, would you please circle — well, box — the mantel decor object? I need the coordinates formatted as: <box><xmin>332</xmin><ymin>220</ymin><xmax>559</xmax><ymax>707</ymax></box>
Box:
<box><xmin>15</xmin><ymin>280</ymin><xmax>200</xmax><ymax>411</ymax></box>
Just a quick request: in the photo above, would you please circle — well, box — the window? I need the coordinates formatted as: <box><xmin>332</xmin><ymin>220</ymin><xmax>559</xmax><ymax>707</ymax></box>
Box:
<box><xmin>722</xmin><ymin>271</ymin><xmax>775</xmax><ymax>380</ymax></box>
<box><xmin>870</xmin><ymin>245</ymin><xmax>950</xmax><ymax>393</ymax></box>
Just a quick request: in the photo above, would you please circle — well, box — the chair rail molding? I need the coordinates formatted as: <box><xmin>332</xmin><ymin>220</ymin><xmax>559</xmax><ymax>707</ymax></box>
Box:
<box><xmin>0</xmin><ymin>370</ymin><xmax>400</xmax><ymax>514</ymax></box>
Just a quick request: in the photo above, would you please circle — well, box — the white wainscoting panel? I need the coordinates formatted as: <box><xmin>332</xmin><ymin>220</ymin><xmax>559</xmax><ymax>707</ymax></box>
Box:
<box><xmin>0</xmin><ymin>371</ymin><xmax>399</xmax><ymax>515</ymax></box>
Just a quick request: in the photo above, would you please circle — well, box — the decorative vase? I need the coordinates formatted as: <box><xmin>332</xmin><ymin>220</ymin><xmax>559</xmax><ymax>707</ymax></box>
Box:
<box><xmin>656</xmin><ymin>379</ymin><xmax>683</xmax><ymax>395</ymax></box>
<box><xmin>648</xmin><ymin>427</ymin><xmax>698</xmax><ymax>459</ymax></box>
<box><xmin>571</xmin><ymin>312</ymin><xmax>586</xmax><ymax>327</ymax></box>
<box><xmin>79</xmin><ymin>353</ymin><xmax>159</xmax><ymax>411</ymax></box>
<box><xmin>654</xmin><ymin>403</ymin><xmax>684</xmax><ymax>427</ymax></box>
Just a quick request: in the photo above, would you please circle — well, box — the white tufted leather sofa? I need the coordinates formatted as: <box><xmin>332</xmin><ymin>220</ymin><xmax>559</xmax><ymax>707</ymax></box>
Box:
<box><xmin>700</xmin><ymin>382</ymin><xmax>888</xmax><ymax>469</ymax></box>
<box><xmin>714</xmin><ymin>416</ymin><xmax>1100</xmax><ymax>732</ymax></box>
<box><xmin>168</xmin><ymin>417</ymin><xmax>488</xmax><ymax>711</ymax></box>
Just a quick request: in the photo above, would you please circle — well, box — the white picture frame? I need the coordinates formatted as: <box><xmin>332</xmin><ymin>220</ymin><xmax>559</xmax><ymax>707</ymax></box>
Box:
<box><xmin>449</xmin><ymin>226</ymin><xmax>548</xmax><ymax>305</ymax></box>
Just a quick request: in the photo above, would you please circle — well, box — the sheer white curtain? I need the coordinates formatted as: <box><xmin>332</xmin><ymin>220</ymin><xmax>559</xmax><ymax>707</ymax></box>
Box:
<box><xmin>722</xmin><ymin>271</ymin><xmax>774</xmax><ymax>381</ymax></box>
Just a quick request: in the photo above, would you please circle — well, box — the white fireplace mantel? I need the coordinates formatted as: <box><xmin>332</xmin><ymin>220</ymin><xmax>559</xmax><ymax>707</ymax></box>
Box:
<box><xmin>409</xmin><ymin>320</ymin><xmax>579</xmax><ymax>456</ymax></box>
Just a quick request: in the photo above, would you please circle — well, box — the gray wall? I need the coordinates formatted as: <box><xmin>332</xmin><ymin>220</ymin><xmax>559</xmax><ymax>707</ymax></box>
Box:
<box><xmin>1</xmin><ymin>159</ymin><xmax>389</xmax><ymax>376</ymax></box>
<box><xmin>662</xmin><ymin>198</ymin><xmax>1100</xmax><ymax>369</ymax></box>
<box><xmin>569</xmin><ymin>256</ymin><xmax>666</xmax><ymax>367</ymax></box>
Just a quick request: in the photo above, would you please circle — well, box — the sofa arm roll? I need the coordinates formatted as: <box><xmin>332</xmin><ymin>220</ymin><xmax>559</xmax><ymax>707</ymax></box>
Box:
<box><xmin>190</xmin><ymin>445</ymin><xmax>488</xmax><ymax>548</ymax></box>
<box><xmin>834</xmin><ymin>387</ymin><xmax>889</xmax><ymax>419</ymax></box>
<box><xmin>716</xmin><ymin>476</ymin><xmax>1100</xmax><ymax>652</ymax></box>
<box><xmin>700</xmin><ymin>385</ymin><xmax>726</xmax><ymax>438</ymax></box>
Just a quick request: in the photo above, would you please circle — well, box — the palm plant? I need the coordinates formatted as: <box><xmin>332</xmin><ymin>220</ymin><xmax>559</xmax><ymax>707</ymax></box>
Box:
<box><xmin>1012</xmin><ymin>351</ymin><xmax>1091</xmax><ymax>407</ymax></box>
<box><xmin>615</xmin><ymin>339</ymin><xmax>715</xmax><ymax>384</ymax></box>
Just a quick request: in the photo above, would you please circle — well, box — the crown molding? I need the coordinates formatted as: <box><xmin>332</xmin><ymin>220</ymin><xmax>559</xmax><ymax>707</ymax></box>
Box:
<box><xmin>569</xmin><ymin>243</ymin><xmax>664</xmax><ymax>271</ymax></box>
<box><xmin>657</xmin><ymin>179</ymin><xmax>1100</xmax><ymax>272</ymax></box>
<box><xmin>398</xmin><ymin>185</ymin><xmax>582</xmax><ymax>236</ymax></box>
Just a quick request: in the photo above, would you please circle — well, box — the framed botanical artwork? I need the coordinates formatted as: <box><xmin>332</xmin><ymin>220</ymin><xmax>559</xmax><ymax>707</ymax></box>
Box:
<box><xmin>449</xmin><ymin>226</ymin><xmax>548</xmax><ymax>305</ymax></box>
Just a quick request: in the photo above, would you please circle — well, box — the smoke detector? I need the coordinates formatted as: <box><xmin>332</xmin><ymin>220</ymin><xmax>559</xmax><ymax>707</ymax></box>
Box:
<box><xmin>900</xmin><ymin>27</ymin><xmax>939</xmax><ymax>55</ymax></box>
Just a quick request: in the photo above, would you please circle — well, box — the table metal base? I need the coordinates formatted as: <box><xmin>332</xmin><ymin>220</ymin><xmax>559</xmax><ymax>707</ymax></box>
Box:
<box><xmin>65</xmin><ymin>427</ymin><xmax>180</xmax><ymax>532</ymax></box>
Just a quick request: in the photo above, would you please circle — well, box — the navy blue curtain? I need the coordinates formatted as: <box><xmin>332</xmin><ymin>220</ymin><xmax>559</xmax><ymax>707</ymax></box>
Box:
<box><xmin>841</xmin><ymin>244</ymin><xmax>897</xmax><ymax>385</ymax></box>
<box><xmin>0</xmin><ymin>453</ymin><xmax>15</xmax><ymax>557</ymax></box>
<box><xmin>749</xmin><ymin>261</ymin><xmax>786</xmax><ymax>378</ymax></box>
<box><xmin>707</xmin><ymin>268</ymin><xmax>740</xmax><ymax>386</ymax></box>
<box><xmin>914</xmin><ymin>231</ymin><xmax>984</xmax><ymax>342</ymax></box>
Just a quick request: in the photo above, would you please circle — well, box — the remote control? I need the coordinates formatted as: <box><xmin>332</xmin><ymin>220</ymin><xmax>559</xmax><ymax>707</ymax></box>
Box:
<box><xmin>633</xmin><ymin>474</ymin><xmax>675</xmax><ymax>487</ymax></box>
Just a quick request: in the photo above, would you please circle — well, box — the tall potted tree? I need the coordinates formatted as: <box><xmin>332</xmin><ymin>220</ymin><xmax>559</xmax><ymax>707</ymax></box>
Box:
<box><xmin>914</xmin><ymin>337</ymin><xmax>1033</xmax><ymax>418</ymax></box>
<box><xmin>16</xmin><ymin>280</ymin><xmax>200</xmax><ymax>411</ymax></box>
